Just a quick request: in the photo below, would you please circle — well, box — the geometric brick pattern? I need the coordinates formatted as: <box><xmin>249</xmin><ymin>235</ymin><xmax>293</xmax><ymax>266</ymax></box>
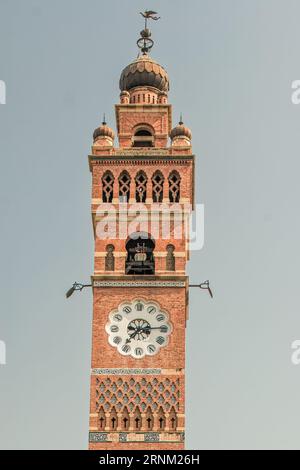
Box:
<box><xmin>95</xmin><ymin>376</ymin><xmax>180</xmax><ymax>417</ymax></box>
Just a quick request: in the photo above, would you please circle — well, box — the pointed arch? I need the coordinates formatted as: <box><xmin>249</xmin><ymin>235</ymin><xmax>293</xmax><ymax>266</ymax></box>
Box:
<box><xmin>134</xmin><ymin>406</ymin><xmax>142</xmax><ymax>431</ymax></box>
<box><xmin>135</xmin><ymin>170</ymin><xmax>148</xmax><ymax>203</ymax></box>
<box><xmin>121</xmin><ymin>406</ymin><xmax>130</xmax><ymax>430</ymax></box>
<box><xmin>119</xmin><ymin>171</ymin><xmax>131</xmax><ymax>202</ymax></box>
<box><xmin>102</xmin><ymin>171</ymin><xmax>114</xmax><ymax>203</ymax></box>
<box><xmin>168</xmin><ymin>171</ymin><xmax>181</xmax><ymax>203</ymax></box>
<box><xmin>110</xmin><ymin>406</ymin><xmax>118</xmax><ymax>430</ymax></box>
<box><xmin>152</xmin><ymin>170</ymin><xmax>164</xmax><ymax>203</ymax></box>
<box><xmin>169</xmin><ymin>406</ymin><xmax>177</xmax><ymax>430</ymax></box>
<box><xmin>145</xmin><ymin>406</ymin><xmax>154</xmax><ymax>431</ymax></box>
<box><xmin>98</xmin><ymin>406</ymin><xmax>106</xmax><ymax>430</ymax></box>
<box><xmin>157</xmin><ymin>406</ymin><xmax>166</xmax><ymax>431</ymax></box>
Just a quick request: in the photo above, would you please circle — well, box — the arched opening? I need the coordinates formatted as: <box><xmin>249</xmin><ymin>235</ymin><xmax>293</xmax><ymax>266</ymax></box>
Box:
<box><xmin>134</xmin><ymin>407</ymin><xmax>142</xmax><ymax>431</ymax></box>
<box><xmin>133</xmin><ymin>128</ymin><xmax>154</xmax><ymax>147</ymax></box>
<box><xmin>122</xmin><ymin>407</ymin><xmax>130</xmax><ymax>430</ymax></box>
<box><xmin>146</xmin><ymin>407</ymin><xmax>154</xmax><ymax>430</ymax></box>
<box><xmin>168</xmin><ymin>171</ymin><xmax>181</xmax><ymax>203</ymax></box>
<box><xmin>110</xmin><ymin>406</ymin><xmax>118</xmax><ymax>430</ymax></box>
<box><xmin>157</xmin><ymin>406</ymin><xmax>166</xmax><ymax>431</ymax></box>
<box><xmin>166</xmin><ymin>244</ymin><xmax>175</xmax><ymax>271</ymax></box>
<box><xmin>169</xmin><ymin>406</ymin><xmax>177</xmax><ymax>430</ymax></box>
<box><xmin>119</xmin><ymin>171</ymin><xmax>131</xmax><ymax>202</ymax></box>
<box><xmin>125</xmin><ymin>232</ymin><xmax>155</xmax><ymax>275</ymax></box>
<box><xmin>135</xmin><ymin>171</ymin><xmax>148</xmax><ymax>202</ymax></box>
<box><xmin>152</xmin><ymin>170</ymin><xmax>164</xmax><ymax>203</ymax></box>
<box><xmin>102</xmin><ymin>171</ymin><xmax>114</xmax><ymax>203</ymax></box>
<box><xmin>105</xmin><ymin>244</ymin><xmax>115</xmax><ymax>271</ymax></box>
<box><xmin>98</xmin><ymin>406</ymin><xmax>106</xmax><ymax>430</ymax></box>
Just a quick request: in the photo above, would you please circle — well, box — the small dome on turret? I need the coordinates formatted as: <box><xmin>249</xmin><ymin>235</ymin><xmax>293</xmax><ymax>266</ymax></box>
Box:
<box><xmin>170</xmin><ymin>118</ymin><xmax>192</xmax><ymax>142</ymax></box>
<box><xmin>93</xmin><ymin>119</ymin><xmax>115</xmax><ymax>142</ymax></box>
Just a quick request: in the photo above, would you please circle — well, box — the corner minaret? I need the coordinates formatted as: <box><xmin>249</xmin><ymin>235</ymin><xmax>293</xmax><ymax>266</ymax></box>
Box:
<box><xmin>88</xmin><ymin>13</ymin><xmax>194</xmax><ymax>450</ymax></box>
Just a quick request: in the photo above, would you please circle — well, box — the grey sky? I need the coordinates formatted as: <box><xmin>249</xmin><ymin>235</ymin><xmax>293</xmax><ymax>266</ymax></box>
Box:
<box><xmin>0</xmin><ymin>0</ymin><xmax>300</xmax><ymax>449</ymax></box>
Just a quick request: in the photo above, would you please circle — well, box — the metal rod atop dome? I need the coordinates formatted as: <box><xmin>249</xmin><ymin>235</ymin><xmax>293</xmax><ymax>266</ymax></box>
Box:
<box><xmin>137</xmin><ymin>11</ymin><xmax>160</xmax><ymax>55</ymax></box>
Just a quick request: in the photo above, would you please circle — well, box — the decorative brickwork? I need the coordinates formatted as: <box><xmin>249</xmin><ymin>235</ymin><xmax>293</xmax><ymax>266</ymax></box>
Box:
<box><xmin>87</xmin><ymin>21</ymin><xmax>194</xmax><ymax>450</ymax></box>
<box><xmin>94</xmin><ymin>375</ymin><xmax>180</xmax><ymax>432</ymax></box>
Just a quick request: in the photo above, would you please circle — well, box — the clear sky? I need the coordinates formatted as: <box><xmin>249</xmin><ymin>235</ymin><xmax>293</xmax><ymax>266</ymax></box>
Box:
<box><xmin>0</xmin><ymin>0</ymin><xmax>300</xmax><ymax>450</ymax></box>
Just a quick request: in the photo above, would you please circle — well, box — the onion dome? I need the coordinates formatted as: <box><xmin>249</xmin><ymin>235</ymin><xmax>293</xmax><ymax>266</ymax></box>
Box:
<box><xmin>119</xmin><ymin>54</ymin><xmax>169</xmax><ymax>93</ymax></box>
<box><xmin>93</xmin><ymin>118</ymin><xmax>115</xmax><ymax>142</ymax></box>
<box><xmin>170</xmin><ymin>118</ymin><xmax>192</xmax><ymax>141</ymax></box>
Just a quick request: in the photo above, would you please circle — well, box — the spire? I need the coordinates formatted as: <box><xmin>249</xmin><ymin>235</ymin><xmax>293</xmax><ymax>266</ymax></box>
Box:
<box><xmin>137</xmin><ymin>11</ymin><xmax>160</xmax><ymax>55</ymax></box>
<box><xmin>102</xmin><ymin>113</ymin><xmax>106</xmax><ymax>125</ymax></box>
<box><xmin>179</xmin><ymin>113</ymin><xmax>183</xmax><ymax>125</ymax></box>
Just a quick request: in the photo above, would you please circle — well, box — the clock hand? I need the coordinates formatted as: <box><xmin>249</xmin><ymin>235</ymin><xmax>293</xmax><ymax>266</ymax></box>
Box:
<box><xmin>141</xmin><ymin>326</ymin><xmax>163</xmax><ymax>330</ymax></box>
<box><xmin>126</xmin><ymin>327</ymin><xmax>142</xmax><ymax>344</ymax></box>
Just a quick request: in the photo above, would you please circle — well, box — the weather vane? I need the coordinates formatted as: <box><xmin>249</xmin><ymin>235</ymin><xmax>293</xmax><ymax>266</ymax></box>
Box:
<box><xmin>137</xmin><ymin>10</ymin><xmax>160</xmax><ymax>55</ymax></box>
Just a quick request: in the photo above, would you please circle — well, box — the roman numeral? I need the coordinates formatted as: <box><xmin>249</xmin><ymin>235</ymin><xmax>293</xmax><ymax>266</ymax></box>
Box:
<box><xmin>156</xmin><ymin>336</ymin><xmax>165</xmax><ymax>345</ymax></box>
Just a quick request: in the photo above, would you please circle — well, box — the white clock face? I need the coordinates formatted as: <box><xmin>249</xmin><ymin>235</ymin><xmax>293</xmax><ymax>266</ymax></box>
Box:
<box><xmin>105</xmin><ymin>299</ymin><xmax>172</xmax><ymax>359</ymax></box>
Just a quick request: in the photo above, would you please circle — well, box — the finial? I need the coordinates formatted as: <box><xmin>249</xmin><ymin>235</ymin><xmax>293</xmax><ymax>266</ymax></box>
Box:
<box><xmin>137</xmin><ymin>11</ymin><xmax>160</xmax><ymax>55</ymax></box>
<box><xmin>179</xmin><ymin>113</ymin><xmax>183</xmax><ymax>125</ymax></box>
<box><xmin>102</xmin><ymin>113</ymin><xmax>106</xmax><ymax>125</ymax></box>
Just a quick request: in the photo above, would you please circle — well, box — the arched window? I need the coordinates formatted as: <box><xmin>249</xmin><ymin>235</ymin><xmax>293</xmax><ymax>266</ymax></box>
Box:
<box><xmin>134</xmin><ymin>407</ymin><xmax>142</xmax><ymax>431</ymax></box>
<box><xmin>135</xmin><ymin>171</ymin><xmax>147</xmax><ymax>202</ymax></box>
<box><xmin>168</xmin><ymin>171</ymin><xmax>181</xmax><ymax>203</ymax></box>
<box><xmin>169</xmin><ymin>407</ymin><xmax>177</xmax><ymax>430</ymax></box>
<box><xmin>102</xmin><ymin>171</ymin><xmax>114</xmax><ymax>203</ymax></box>
<box><xmin>157</xmin><ymin>406</ymin><xmax>166</xmax><ymax>431</ymax></box>
<box><xmin>152</xmin><ymin>171</ymin><xmax>164</xmax><ymax>203</ymax></box>
<box><xmin>105</xmin><ymin>244</ymin><xmax>115</xmax><ymax>271</ymax></box>
<box><xmin>166</xmin><ymin>244</ymin><xmax>175</xmax><ymax>271</ymax></box>
<box><xmin>122</xmin><ymin>407</ymin><xmax>130</xmax><ymax>430</ymax></box>
<box><xmin>119</xmin><ymin>171</ymin><xmax>131</xmax><ymax>202</ymax></box>
<box><xmin>98</xmin><ymin>406</ymin><xmax>106</xmax><ymax>430</ymax></box>
<box><xmin>146</xmin><ymin>407</ymin><xmax>154</xmax><ymax>430</ymax></box>
<box><xmin>133</xmin><ymin>128</ymin><xmax>154</xmax><ymax>147</ymax></box>
<box><xmin>125</xmin><ymin>232</ymin><xmax>155</xmax><ymax>275</ymax></box>
<box><xmin>110</xmin><ymin>406</ymin><xmax>118</xmax><ymax>430</ymax></box>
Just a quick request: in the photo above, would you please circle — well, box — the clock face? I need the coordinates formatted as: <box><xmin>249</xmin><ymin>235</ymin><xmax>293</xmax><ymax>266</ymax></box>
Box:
<box><xmin>105</xmin><ymin>299</ymin><xmax>172</xmax><ymax>359</ymax></box>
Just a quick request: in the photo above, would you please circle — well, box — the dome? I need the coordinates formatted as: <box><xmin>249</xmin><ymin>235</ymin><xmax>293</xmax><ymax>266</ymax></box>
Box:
<box><xmin>119</xmin><ymin>54</ymin><xmax>169</xmax><ymax>93</ymax></box>
<box><xmin>93</xmin><ymin>120</ymin><xmax>115</xmax><ymax>142</ymax></box>
<box><xmin>170</xmin><ymin>120</ymin><xmax>192</xmax><ymax>141</ymax></box>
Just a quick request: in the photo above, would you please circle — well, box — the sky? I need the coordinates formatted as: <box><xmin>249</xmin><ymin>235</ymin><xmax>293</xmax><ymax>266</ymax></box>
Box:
<box><xmin>0</xmin><ymin>0</ymin><xmax>300</xmax><ymax>450</ymax></box>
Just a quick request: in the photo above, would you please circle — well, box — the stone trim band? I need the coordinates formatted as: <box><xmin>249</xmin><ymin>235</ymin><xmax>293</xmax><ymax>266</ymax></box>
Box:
<box><xmin>89</xmin><ymin>431</ymin><xmax>185</xmax><ymax>443</ymax></box>
<box><xmin>91</xmin><ymin>368</ymin><xmax>162</xmax><ymax>375</ymax></box>
<box><xmin>93</xmin><ymin>280</ymin><xmax>185</xmax><ymax>288</ymax></box>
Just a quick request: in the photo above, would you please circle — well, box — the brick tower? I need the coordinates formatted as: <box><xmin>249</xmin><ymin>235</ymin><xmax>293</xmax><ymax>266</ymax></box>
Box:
<box><xmin>88</xmin><ymin>17</ymin><xmax>194</xmax><ymax>450</ymax></box>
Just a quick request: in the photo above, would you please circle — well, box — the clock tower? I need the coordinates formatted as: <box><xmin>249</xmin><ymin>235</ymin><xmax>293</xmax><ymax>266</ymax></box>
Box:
<box><xmin>88</xmin><ymin>18</ymin><xmax>194</xmax><ymax>450</ymax></box>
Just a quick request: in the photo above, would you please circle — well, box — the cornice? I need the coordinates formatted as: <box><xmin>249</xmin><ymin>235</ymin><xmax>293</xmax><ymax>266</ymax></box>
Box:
<box><xmin>88</xmin><ymin>154</ymin><xmax>194</xmax><ymax>168</ymax></box>
<box><xmin>92</xmin><ymin>274</ymin><xmax>188</xmax><ymax>288</ymax></box>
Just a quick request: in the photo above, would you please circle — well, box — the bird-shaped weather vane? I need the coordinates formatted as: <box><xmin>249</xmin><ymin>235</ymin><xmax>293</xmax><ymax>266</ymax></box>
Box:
<box><xmin>140</xmin><ymin>10</ymin><xmax>161</xmax><ymax>25</ymax></box>
<box><xmin>137</xmin><ymin>10</ymin><xmax>161</xmax><ymax>55</ymax></box>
